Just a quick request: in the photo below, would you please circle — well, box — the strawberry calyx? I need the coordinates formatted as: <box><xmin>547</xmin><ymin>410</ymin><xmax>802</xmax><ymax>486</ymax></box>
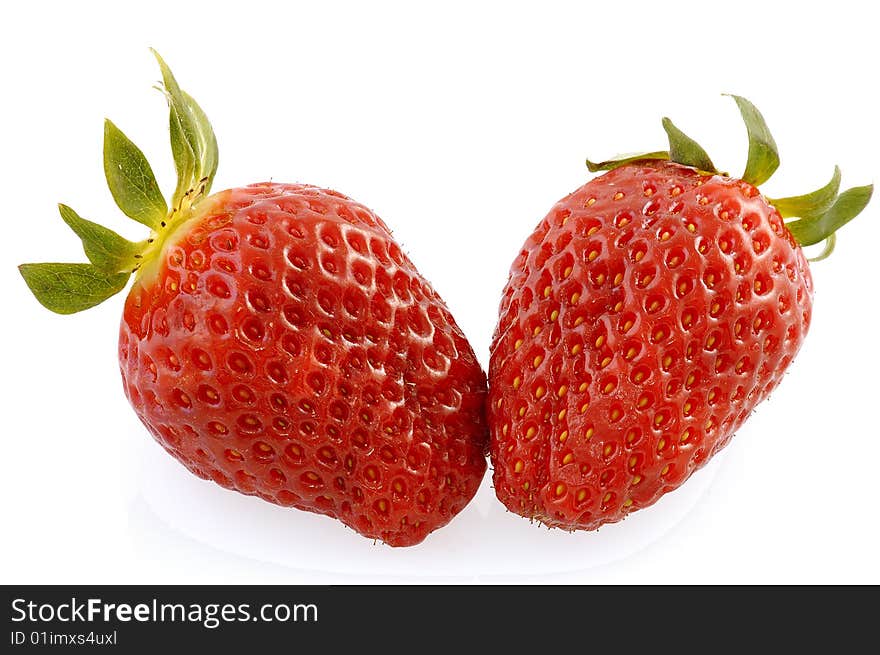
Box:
<box><xmin>585</xmin><ymin>95</ymin><xmax>872</xmax><ymax>260</ymax></box>
<box><xmin>19</xmin><ymin>50</ymin><xmax>218</xmax><ymax>314</ymax></box>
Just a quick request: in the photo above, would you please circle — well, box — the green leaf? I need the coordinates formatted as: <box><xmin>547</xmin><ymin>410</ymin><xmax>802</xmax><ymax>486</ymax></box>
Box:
<box><xmin>726</xmin><ymin>95</ymin><xmax>780</xmax><ymax>186</ymax></box>
<box><xmin>183</xmin><ymin>90</ymin><xmax>219</xmax><ymax>196</ymax></box>
<box><xmin>662</xmin><ymin>117</ymin><xmax>717</xmax><ymax>173</ymax></box>
<box><xmin>807</xmin><ymin>233</ymin><xmax>836</xmax><ymax>263</ymax></box>
<box><xmin>167</xmin><ymin>103</ymin><xmax>197</xmax><ymax>208</ymax></box>
<box><xmin>103</xmin><ymin>119</ymin><xmax>168</xmax><ymax>228</ymax></box>
<box><xmin>769</xmin><ymin>166</ymin><xmax>841</xmax><ymax>221</ymax></box>
<box><xmin>58</xmin><ymin>204</ymin><xmax>142</xmax><ymax>273</ymax></box>
<box><xmin>586</xmin><ymin>151</ymin><xmax>669</xmax><ymax>173</ymax></box>
<box><xmin>151</xmin><ymin>49</ymin><xmax>218</xmax><ymax>206</ymax></box>
<box><xmin>787</xmin><ymin>184</ymin><xmax>874</xmax><ymax>247</ymax></box>
<box><xmin>19</xmin><ymin>263</ymin><xmax>130</xmax><ymax>314</ymax></box>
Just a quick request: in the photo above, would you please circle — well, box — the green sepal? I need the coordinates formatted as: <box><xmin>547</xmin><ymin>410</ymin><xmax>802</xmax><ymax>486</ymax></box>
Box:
<box><xmin>103</xmin><ymin>119</ymin><xmax>167</xmax><ymax>229</ymax></box>
<box><xmin>769</xmin><ymin>166</ymin><xmax>841</xmax><ymax>221</ymax></box>
<box><xmin>786</xmin><ymin>184</ymin><xmax>874</xmax><ymax>247</ymax></box>
<box><xmin>726</xmin><ymin>95</ymin><xmax>780</xmax><ymax>186</ymax></box>
<box><xmin>18</xmin><ymin>263</ymin><xmax>131</xmax><ymax>315</ymax></box>
<box><xmin>58</xmin><ymin>204</ymin><xmax>143</xmax><ymax>274</ymax></box>
<box><xmin>662</xmin><ymin>117</ymin><xmax>717</xmax><ymax>173</ymax></box>
<box><xmin>152</xmin><ymin>49</ymin><xmax>219</xmax><ymax>207</ymax></box>
<box><xmin>586</xmin><ymin>151</ymin><xmax>669</xmax><ymax>173</ymax></box>
<box><xmin>807</xmin><ymin>233</ymin><xmax>836</xmax><ymax>263</ymax></box>
<box><xmin>184</xmin><ymin>90</ymin><xmax>219</xmax><ymax>194</ymax></box>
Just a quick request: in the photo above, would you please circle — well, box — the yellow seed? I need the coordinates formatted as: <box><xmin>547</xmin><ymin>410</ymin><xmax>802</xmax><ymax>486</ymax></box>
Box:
<box><xmin>655</xmin><ymin>414</ymin><xmax>666</xmax><ymax>426</ymax></box>
<box><xmin>603</xmin><ymin>444</ymin><xmax>613</xmax><ymax>457</ymax></box>
<box><xmin>660</xmin><ymin>231</ymin><xmax>671</xmax><ymax>241</ymax></box>
<box><xmin>594</xmin><ymin>273</ymin><xmax>606</xmax><ymax>285</ymax></box>
<box><xmin>557</xmin><ymin>385</ymin><xmax>568</xmax><ymax>398</ymax></box>
<box><xmin>558</xmin><ymin>409</ymin><xmax>567</xmax><ymax>420</ymax></box>
<box><xmin>632</xmin><ymin>474</ymin><xmax>642</xmax><ymax>485</ymax></box>
<box><xmin>623</xmin><ymin>498</ymin><xmax>634</xmax><ymax>507</ymax></box>
<box><xmin>622</xmin><ymin>319</ymin><xmax>634</xmax><ymax>332</ymax></box>
<box><xmin>613</xmin><ymin>273</ymin><xmax>624</xmax><ymax>285</ymax></box>
<box><xmin>512</xmin><ymin>376</ymin><xmax>521</xmax><ymax>389</ymax></box>
<box><xmin>570</xmin><ymin>292</ymin><xmax>581</xmax><ymax>305</ymax></box>
<box><xmin>502</xmin><ymin>424</ymin><xmax>509</xmax><ymax>436</ymax></box>
<box><xmin>613</xmin><ymin>192</ymin><xmax>624</xmax><ymax>200</ymax></box>
<box><xmin>683</xmin><ymin>402</ymin><xmax>692</xmax><ymax>414</ymax></box>
<box><xmin>585</xmin><ymin>427</ymin><xmax>595</xmax><ymax>440</ymax></box>
<box><xmin>680</xmin><ymin>428</ymin><xmax>691</xmax><ymax>442</ymax></box>
<box><xmin>518</xmin><ymin>406</ymin><xmax>526</xmax><ymax>417</ymax></box>
<box><xmin>533</xmin><ymin>326</ymin><xmax>542</xmax><ymax>336</ymax></box>
<box><xmin>563</xmin><ymin>266</ymin><xmax>573</xmax><ymax>278</ymax></box>
<box><xmin>544</xmin><ymin>286</ymin><xmax>552</xmax><ymax>298</ymax></box>
<box><xmin>688</xmin><ymin>223</ymin><xmax>697</xmax><ymax>232</ymax></box>
<box><xmin>586</xmin><ymin>197</ymin><xmax>596</xmax><ymax>207</ymax></box>
<box><xmin>610</xmin><ymin>408</ymin><xmax>621</xmax><ymax>421</ymax></box>
<box><xmin>662</xmin><ymin>355</ymin><xmax>672</xmax><ymax>369</ymax></box>
<box><xmin>635</xmin><ymin>250</ymin><xmax>645</xmax><ymax>262</ymax></box>
<box><xmin>587</xmin><ymin>225</ymin><xmax>600</xmax><ymax>236</ymax></box>
<box><xmin>550</xmin><ymin>309</ymin><xmax>559</xmax><ymax>321</ymax></box>
<box><xmin>600</xmin><ymin>356</ymin><xmax>612</xmax><ymax>369</ymax></box>
<box><xmin>533</xmin><ymin>355</ymin><xmax>543</xmax><ymax>368</ymax></box>
<box><xmin>535</xmin><ymin>386</ymin><xmax>546</xmax><ymax>399</ymax></box>
<box><xmin>625</xmin><ymin>347</ymin><xmax>637</xmax><ymax>360</ymax></box>
<box><xmin>578</xmin><ymin>382</ymin><xmax>588</xmax><ymax>392</ymax></box>
<box><xmin>587</xmin><ymin>250</ymin><xmax>599</xmax><ymax>262</ymax></box>
<box><xmin>562</xmin><ymin>453</ymin><xmax>574</xmax><ymax>465</ymax></box>
<box><xmin>661</xmin><ymin>465</ymin><xmax>670</xmax><ymax>475</ymax></box>
<box><xmin>573</xmin><ymin>316</ymin><xmax>585</xmax><ymax>327</ymax></box>
<box><xmin>559</xmin><ymin>430</ymin><xmax>569</xmax><ymax>443</ymax></box>
<box><xmin>554</xmin><ymin>483</ymin><xmax>566</xmax><ymax>497</ymax></box>
<box><xmin>571</xmin><ymin>344</ymin><xmax>583</xmax><ymax>356</ymax></box>
<box><xmin>686</xmin><ymin>373</ymin><xmax>695</xmax><ymax>387</ymax></box>
<box><xmin>576</xmin><ymin>489</ymin><xmax>588</xmax><ymax>502</ymax></box>
<box><xmin>603</xmin><ymin>492</ymin><xmax>614</xmax><ymax>503</ymax></box>
<box><xmin>633</xmin><ymin>370</ymin><xmax>645</xmax><ymax>383</ymax></box>
<box><xmin>580</xmin><ymin>403</ymin><xmax>589</xmax><ymax>413</ymax></box>
<box><xmin>638</xmin><ymin>396</ymin><xmax>648</xmax><ymax>408</ymax></box>
<box><xmin>514</xmin><ymin>460</ymin><xmax>524</xmax><ymax>473</ymax></box>
<box><xmin>522</xmin><ymin>482</ymin><xmax>530</xmax><ymax>491</ymax></box>
<box><xmin>514</xmin><ymin>338</ymin><xmax>523</xmax><ymax>350</ymax></box>
<box><xmin>626</xmin><ymin>429</ymin><xmax>639</xmax><ymax>443</ymax></box>
<box><xmin>595</xmin><ymin>335</ymin><xmax>605</xmax><ymax>348</ymax></box>
<box><xmin>525</xmin><ymin>426</ymin><xmax>537</xmax><ymax>440</ymax></box>
<box><xmin>628</xmin><ymin>455</ymin><xmax>637</xmax><ymax>468</ymax></box>
<box><xmin>699</xmin><ymin>196</ymin><xmax>709</xmax><ymax>205</ymax></box>
<box><xmin>603</xmin><ymin>381</ymin><xmax>615</xmax><ymax>393</ymax></box>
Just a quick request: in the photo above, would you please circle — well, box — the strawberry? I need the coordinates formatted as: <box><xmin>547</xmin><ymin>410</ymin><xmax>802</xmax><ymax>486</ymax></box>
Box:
<box><xmin>19</xmin><ymin>52</ymin><xmax>488</xmax><ymax>547</ymax></box>
<box><xmin>489</xmin><ymin>97</ymin><xmax>872</xmax><ymax>530</ymax></box>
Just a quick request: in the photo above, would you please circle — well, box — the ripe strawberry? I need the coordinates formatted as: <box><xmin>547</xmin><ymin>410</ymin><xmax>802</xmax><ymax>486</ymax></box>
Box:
<box><xmin>20</xmin><ymin>52</ymin><xmax>487</xmax><ymax>547</ymax></box>
<box><xmin>489</xmin><ymin>97</ymin><xmax>871</xmax><ymax>530</ymax></box>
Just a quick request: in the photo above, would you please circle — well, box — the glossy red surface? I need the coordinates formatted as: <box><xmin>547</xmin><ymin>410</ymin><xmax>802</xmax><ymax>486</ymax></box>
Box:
<box><xmin>119</xmin><ymin>182</ymin><xmax>487</xmax><ymax>546</ymax></box>
<box><xmin>489</xmin><ymin>162</ymin><xmax>812</xmax><ymax>529</ymax></box>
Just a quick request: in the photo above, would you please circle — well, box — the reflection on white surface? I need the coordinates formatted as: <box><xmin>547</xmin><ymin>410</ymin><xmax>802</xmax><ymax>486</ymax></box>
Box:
<box><xmin>133</xmin><ymin>440</ymin><xmax>725</xmax><ymax>579</ymax></box>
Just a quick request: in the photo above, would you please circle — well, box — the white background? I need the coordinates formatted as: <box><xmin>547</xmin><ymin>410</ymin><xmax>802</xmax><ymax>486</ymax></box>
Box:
<box><xmin>1</xmin><ymin>1</ymin><xmax>878</xmax><ymax>584</ymax></box>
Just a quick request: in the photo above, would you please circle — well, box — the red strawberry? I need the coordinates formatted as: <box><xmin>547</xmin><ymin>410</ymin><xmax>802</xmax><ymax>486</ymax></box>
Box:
<box><xmin>489</xmin><ymin>97</ymin><xmax>871</xmax><ymax>530</ymax></box>
<box><xmin>20</xmin><ymin>52</ymin><xmax>487</xmax><ymax>547</ymax></box>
